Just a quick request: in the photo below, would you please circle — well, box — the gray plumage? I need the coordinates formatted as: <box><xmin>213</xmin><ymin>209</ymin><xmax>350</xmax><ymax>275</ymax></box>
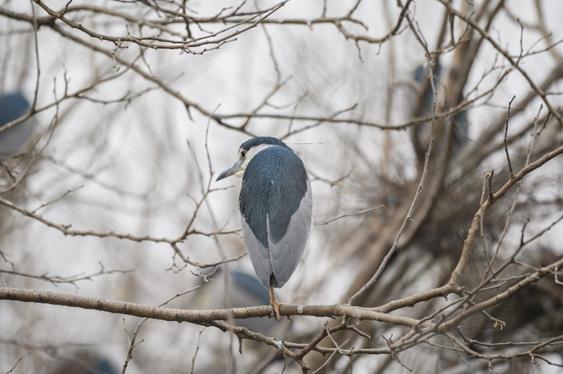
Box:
<box><xmin>230</xmin><ymin>270</ymin><xmax>270</xmax><ymax>304</ymax></box>
<box><xmin>239</xmin><ymin>142</ymin><xmax>312</xmax><ymax>288</ymax></box>
<box><xmin>412</xmin><ymin>64</ymin><xmax>470</xmax><ymax>151</ymax></box>
<box><xmin>216</xmin><ymin>137</ymin><xmax>312</xmax><ymax>292</ymax></box>
<box><xmin>47</xmin><ymin>352</ymin><xmax>118</xmax><ymax>374</ymax></box>
<box><xmin>193</xmin><ymin>269</ymin><xmax>281</xmax><ymax>334</ymax></box>
<box><xmin>0</xmin><ymin>92</ymin><xmax>34</xmax><ymax>158</ymax></box>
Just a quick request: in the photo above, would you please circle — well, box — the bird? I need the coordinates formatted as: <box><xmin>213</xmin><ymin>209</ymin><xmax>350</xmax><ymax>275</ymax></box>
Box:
<box><xmin>411</xmin><ymin>64</ymin><xmax>469</xmax><ymax>153</ymax></box>
<box><xmin>194</xmin><ymin>269</ymin><xmax>285</xmax><ymax>334</ymax></box>
<box><xmin>192</xmin><ymin>270</ymin><xmax>289</xmax><ymax>371</ymax></box>
<box><xmin>0</xmin><ymin>92</ymin><xmax>35</xmax><ymax>159</ymax></box>
<box><xmin>216</xmin><ymin>136</ymin><xmax>312</xmax><ymax>320</ymax></box>
<box><xmin>47</xmin><ymin>351</ymin><xmax>118</xmax><ymax>374</ymax></box>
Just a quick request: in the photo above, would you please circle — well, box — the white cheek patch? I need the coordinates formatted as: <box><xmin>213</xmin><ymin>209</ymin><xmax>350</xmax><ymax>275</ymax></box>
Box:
<box><xmin>239</xmin><ymin>144</ymin><xmax>275</xmax><ymax>174</ymax></box>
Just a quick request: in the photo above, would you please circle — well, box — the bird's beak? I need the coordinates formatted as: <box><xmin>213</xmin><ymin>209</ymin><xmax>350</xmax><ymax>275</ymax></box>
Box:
<box><xmin>216</xmin><ymin>158</ymin><xmax>244</xmax><ymax>181</ymax></box>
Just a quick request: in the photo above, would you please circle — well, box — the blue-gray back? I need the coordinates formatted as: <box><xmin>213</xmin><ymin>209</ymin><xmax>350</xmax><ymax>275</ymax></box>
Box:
<box><xmin>0</xmin><ymin>92</ymin><xmax>34</xmax><ymax>158</ymax></box>
<box><xmin>413</xmin><ymin>64</ymin><xmax>442</xmax><ymax>112</ymax></box>
<box><xmin>239</xmin><ymin>146</ymin><xmax>308</xmax><ymax>248</ymax></box>
<box><xmin>412</xmin><ymin>65</ymin><xmax>469</xmax><ymax>149</ymax></box>
<box><xmin>0</xmin><ymin>93</ymin><xmax>30</xmax><ymax>126</ymax></box>
<box><xmin>231</xmin><ymin>270</ymin><xmax>269</xmax><ymax>304</ymax></box>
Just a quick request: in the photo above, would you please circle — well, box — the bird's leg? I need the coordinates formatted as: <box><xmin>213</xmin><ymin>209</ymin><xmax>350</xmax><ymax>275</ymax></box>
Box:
<box><xmin>268</xmin><ymin>287</ymin><xmax>281</xmax><ymax>320</ymax></box>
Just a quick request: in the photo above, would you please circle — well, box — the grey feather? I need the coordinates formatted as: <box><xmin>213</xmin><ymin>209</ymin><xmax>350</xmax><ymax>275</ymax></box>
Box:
<box><xmin>0</xmin><ymin>92</ymin><xmax>34</xmax><ymax>158</ymax></box>
<box><xmin>241</xmin><ymin>218</ymin><xmax>273</xmax><ymax>287</ymax></box>
<box><xmin>411</xmin><ymin>64</ymin><xmax>470</xmax><ymax>152</ymax></box>
<box><xmin>268</xmin><ymin>181</ymin><xmax>312</xmax><ymax>287</ymax></box>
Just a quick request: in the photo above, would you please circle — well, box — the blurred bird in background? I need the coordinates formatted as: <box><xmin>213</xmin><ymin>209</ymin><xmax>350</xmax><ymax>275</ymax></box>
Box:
<box><xmin>192</xmin><ymin>269</ymin><xmax>290</xmax><ymax>373</ymax></box>
<box><xmin>410</xmin><ymin>64</ymin><xmax>470</xmax><ymax>159</ymax></box>
<box><xmin>0</xmin><ymin>92</ymin><xmax>35</xmax><ymax>159</ymax></box>
<box><xmin>194</xmin><ymin>269</ymin><xmax>287</xmax><ymax>335</ymax></box>
<box><xmin>47</xmin><ymin>351</ymin><xmax>118</xmax><ymax>374</ymax></box>
<box><xmin>217</xmin><ymin>137</ymin><xmax>312</xmax><ymax>320</ymax></box>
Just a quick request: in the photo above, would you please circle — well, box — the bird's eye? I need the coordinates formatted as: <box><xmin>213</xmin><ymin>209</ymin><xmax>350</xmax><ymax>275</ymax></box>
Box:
<box><xmin>240</xmin><ymin>149</ymin><xmax>247</xmax><ymax>157</ymax></box>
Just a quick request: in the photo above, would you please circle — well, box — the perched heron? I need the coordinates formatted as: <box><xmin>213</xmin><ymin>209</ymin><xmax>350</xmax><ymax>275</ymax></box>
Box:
<box><xmin>216</xmin><ymin>137</ymin><xmax>312</xmax><ymax>319</ymax></box>
<box><xmin>0</xmin><ymin>92</ymin><xmax>35</xmax><ymax>159</ymax></box>
<box><xmin>194</xmin><ymin>269</ymin><xmax>286</xmax><ymax>334</ymax></box>
<box><xmin>412</xmin><ymin>64</ymin><xmax>469</xmax><ymax>152</ymax></box>
<box><xmin>47</xmin><ymin>351</ymin><xmax>118</xmax><ymax>374</ymax></box>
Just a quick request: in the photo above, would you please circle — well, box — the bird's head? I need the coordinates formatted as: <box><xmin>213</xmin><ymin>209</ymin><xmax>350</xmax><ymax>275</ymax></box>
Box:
<box><xmin>216</xmin><ymin>136</ymin><xmax>288</xmax><ymax>181</ymax></box>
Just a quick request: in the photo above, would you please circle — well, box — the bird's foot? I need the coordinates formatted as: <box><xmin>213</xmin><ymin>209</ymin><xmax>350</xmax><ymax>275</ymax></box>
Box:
<box><xmin>269</xmin><ymin>287</ymin><xmax>281</xmax><ymax>320</ymax></box>
<box><xmin>272</xmin><ymin>301</ymin><xmax>281</xmax><ymax>321</ymax></box>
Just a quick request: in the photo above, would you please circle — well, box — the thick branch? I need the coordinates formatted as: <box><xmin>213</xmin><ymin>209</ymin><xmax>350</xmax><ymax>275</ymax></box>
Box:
<box><xmin>0</xmin><ymin>287</ymin><xmax>418</xmax><ymax>327</ymax></box>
